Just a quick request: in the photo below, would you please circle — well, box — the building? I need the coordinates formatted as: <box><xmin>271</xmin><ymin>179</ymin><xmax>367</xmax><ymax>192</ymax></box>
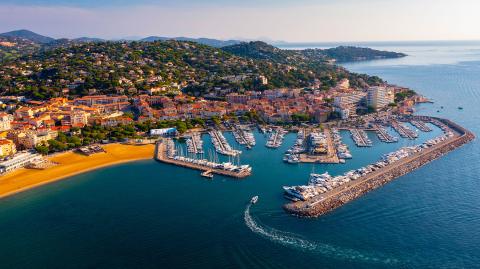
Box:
<box><xmin>0</xmin><ymin>151</ymin><xmax>43</xmax><ymax>174</ymax></box>
<box><xmin>0</xmin><ymin>113</ymin><xmax>13</xmax><ymax>131</ymax></box>
<box><xmin>149</xmin><ymin>128</ymin><xmax>177</xmax><ymax>137</ymax></box>
<box><xmin>70</xmin><ymin>110</ymin><xmax>89</xmax><ymax>127</ymax></box>
<box><xmin>7</xmin><ymin>130</ymin><xmax>58</xmax><ymax>150</ymax></box>
<box><xmin>0</xmin><ymin>139</ymin><xmax>16</xmax><ymax>157</ymax></box>
<box><xmin>333</xmin><ymin>92</ymin><xmax>366</xmax><ymax>108</ymax></box>
<box><xmin>367</xmin><ymin>86</ymin><xmax>395</xmax><ymax>110</ymax></box>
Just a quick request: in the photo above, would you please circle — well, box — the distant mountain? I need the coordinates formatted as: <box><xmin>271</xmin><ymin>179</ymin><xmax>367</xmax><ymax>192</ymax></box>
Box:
<box><xmin>321</xmin><ymin>46</ymin><xmax>407</xmax><ymax>62</ymax></box>
<box><xmin>73</xmin><ymin>37</ymin><xmax>105</xmax><ymax>43</ymax></box>
<box><xmin>140</xmin><ymin>36</ymin><xmax>241</xmax><ymax>47</ymax></box>
<box><xmin>0</xmin><ymin>29</ymin><xmax>54</xmax><ymax>44</ymax></box>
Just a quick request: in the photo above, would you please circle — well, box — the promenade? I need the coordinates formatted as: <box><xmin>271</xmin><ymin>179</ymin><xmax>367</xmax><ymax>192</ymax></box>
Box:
<box><xmin>284</xmin><ymin>117</ymin><xmax>475</xmax><ymax>217</ymax></box>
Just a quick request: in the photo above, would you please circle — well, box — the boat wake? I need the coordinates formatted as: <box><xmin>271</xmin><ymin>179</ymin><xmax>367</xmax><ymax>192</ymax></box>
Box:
<box><xmin>244</xmin><ymin>204</ymin><xmax>401</xmax><ymax>265</ymax></box>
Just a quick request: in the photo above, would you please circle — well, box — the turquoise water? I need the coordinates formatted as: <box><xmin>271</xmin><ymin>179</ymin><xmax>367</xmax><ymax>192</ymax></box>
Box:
<box><xmin>1</xmin><ymin>44</ymin><xmax>480</xmax><ymax>268</ymax></box>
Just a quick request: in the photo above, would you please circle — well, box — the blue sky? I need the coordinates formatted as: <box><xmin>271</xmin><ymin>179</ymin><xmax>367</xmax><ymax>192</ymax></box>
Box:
<box><xmin>0</xmin><ymin>0</ymin><xmax>479</xmax><ymax>42</ymax></box>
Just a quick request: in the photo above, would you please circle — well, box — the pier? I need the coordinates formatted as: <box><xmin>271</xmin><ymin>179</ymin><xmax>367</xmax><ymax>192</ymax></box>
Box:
<box><xmin>350</xmin><ymin>129</ymin><xmax>373</xmax><ymax>147</ymax></box>
<box><xmin>209</xmin><ymin>130</ymin><xmax>241</xmax><ymax>156</ymax></box>
<box><xmin>266</xmin><ymin>128</ymin><xmax>286</xmax><ymax>148</ymax></box>
<box><xmin>373</xmin><ymin>124</ymin><xmax>398</xmax><ymax>143</ymax></box>
<box><xmin>391</xmin><ymin>120</ymin><xmax>418</xmax><ymax>139</ymax></box>
<box><xmin>154</xmin><ymin>140</ymin><xmax>251</xmax><ymax>178</ymax></box>
<box><xmin>410</xmin><ymin>120</ymin><xmax>433</xmax><ymax>132</ymax></box>
<box><xmin>284</xmin><ymin>117</ymin><xmax>475</xmax><ymax>217</ymax></box>
<box><xmin>298</xmin><ymin>128</ymin><xmax>340</xmax><ymax>163</ymax></box>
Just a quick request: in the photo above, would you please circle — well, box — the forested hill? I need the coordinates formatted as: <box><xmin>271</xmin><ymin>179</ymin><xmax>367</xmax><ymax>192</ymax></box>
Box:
<box><xmin>222</xmin><ymin>41</ymin><xmax>406</xmax><ymax>63</ymax></box>
<box><xmin>0</xmin><ymin>40</ymin><xmax>384</xmax><ymax>100</ymax></box>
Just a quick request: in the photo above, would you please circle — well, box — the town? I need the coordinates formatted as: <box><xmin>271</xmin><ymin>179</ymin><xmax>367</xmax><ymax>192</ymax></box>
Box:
<box><xmin>0</xmin><ymin>76</ymin><xmax>426</xmax><ymax>176</ymax></box>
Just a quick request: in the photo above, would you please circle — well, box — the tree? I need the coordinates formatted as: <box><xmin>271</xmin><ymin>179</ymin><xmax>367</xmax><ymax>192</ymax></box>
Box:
<box><xmin>35</xmin><ymin>145</ymin><xmax>49</xmax><ymax>155</ymax></box>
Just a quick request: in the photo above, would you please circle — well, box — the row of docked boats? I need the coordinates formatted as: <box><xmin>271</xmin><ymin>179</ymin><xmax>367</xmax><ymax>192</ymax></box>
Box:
<box><xmin>391</xmin><ymin>120</ymin><xmax>418</xmax><ymax>139</ymax></box>
<box><xmin>373</xmin><ymin>124</ymin><xmax>398</xmax><ymax>143</ymax></box>
<box><xmin>332</xmin><ymin>128</ymin><xmax>352</xmax><ymax>161</ymax></box>
<box><xmin>350</xmin><ymin>128</ymin><xmax>372</xmax><ymax>147</ymax></box>
<box><xmin>283</xmin><ymin>129</ymin><xmax>454</xmax><ymax>202</ymax></box>
<box><xmin>410</xmin><ymin>120</ymin><xmax>433</xmax><ymax>132</ymax></box>
<box><xmin>170</xmin><ymin>155</ymin><xmax>252</xmax><ymax>174</ymax></box>
<box><xmin>283</xmin><ymin>130</ymin><xmax>305</xmax><ymax>164</ymax></box>
<box><xmin>266</xmin><ymin>128</ymin><xmax>287</xmax><ymax>148</ymax></box>
<box><xmin>232</xmin><ymin>126</ymin><xmax>256</xmax><ymax>149</ymax></box>
<box><xmin>186</xmin><ymin>133</ymin><xmax>204</xmax><ymax>154</ymax></box>
<box><xmin>209</xmin><ymin>130</ymin><xmax>242</xmax><ymax>156</ymax></box>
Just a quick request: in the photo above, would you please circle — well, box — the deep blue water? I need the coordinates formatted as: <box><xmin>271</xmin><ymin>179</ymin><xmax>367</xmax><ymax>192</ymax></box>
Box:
<box><xmin>1</xmin><ymin>44</ymin><xmax>480</xmax><ymax>268</ymax></box>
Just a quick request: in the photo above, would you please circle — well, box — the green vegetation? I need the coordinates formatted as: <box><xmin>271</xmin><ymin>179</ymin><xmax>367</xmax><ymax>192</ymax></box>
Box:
<box><xmin>395</xmin><ymin>89</ymin><xmax>417</xmax><ymax>102</ymax></box>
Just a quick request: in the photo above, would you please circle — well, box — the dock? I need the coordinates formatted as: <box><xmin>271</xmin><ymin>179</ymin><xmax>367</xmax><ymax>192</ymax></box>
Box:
<box><xmin>391</xmin><ymin>120</ymin><xmax>418</xmax><ymax>139</ymax></box>
<box><xmin>154</xmin><ymin>140</ymin><xmax>251</xmax><ymax>178</ymax></box>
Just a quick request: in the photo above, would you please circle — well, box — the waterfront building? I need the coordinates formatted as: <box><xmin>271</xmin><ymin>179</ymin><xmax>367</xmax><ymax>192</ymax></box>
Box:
<box><xmin>367</xmin><ymin>86</ymin><xmax>395</xmax><ymax>110</ymax></box>
<box><xmin>0</xmin><ymin>139</ymin><xmax>16</xmax><ymax>157</ymax></box>
<box><xmin>333</xmin><ymin>91</ymin><xmax>366</xmax><ymax>108</ymax></box>
<box><xmin>0</xmin><ymin>151</ymin><xmax>43</xmax><ymax>174</ymax></box>
<box><xmin>150</xmin><ymin>128</ymin><xmax>177</xmax><ymax>137</ymax></box>
<box><xmin>7</xmin><ymin>129</ymin><xmax>58</xmax><ymax>150</ymax></box>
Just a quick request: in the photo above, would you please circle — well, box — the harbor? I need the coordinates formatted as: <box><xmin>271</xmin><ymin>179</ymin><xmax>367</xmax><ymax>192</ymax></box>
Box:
<box><xmin>232</xmin><ymin>126</ymin><xmax>256</xmax><ymax>149</ymax></box>
<box><xmin>155</xmin><ymin>139</ymin><xmax>252</xmax><ymax>178</ymax></box>
<box><xmin>283</xmin><ymin>116</ymin><xmax>475</xmax><ymax>217</ymax></box>
<box><xmin>391</xmin><ymin>120</ymin><xmax>419</xmax><ymax>139</ymax></box>
<box><xmin>349</xmin><ymin>128</ymin><xmax>373</xmax><ymax>147</ymax></box>
<box><xmin>266</xmin><ymin>127</ymin><xmax>287</xmax><ymax>148</ymax></box>
<box><xmin>186</xmin><ymin>133</ymin><xmax>204</xmax><ymax>154</ymax></box>
<box><xmin>209</xmin><ymin>130</ymin><xmax>242</xmax><ymax>156</ymax></box>
<box><xmin>373</xmin><ymin>124</ymin><xmax>398</xmax><ymax>143</ymax></box>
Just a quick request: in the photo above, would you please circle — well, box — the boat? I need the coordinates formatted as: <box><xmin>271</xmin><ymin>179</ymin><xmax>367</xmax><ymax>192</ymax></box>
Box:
<box><xmin>458</xmin><ymin>107</ymin><xmax>463</xmax><ymax>110</ymax></box>
<box><xmin>201</xmin><ymin>170</ymin><xmax>214</xmax><ymax>179</ymax></box>
<box><xmin>250</xmin><ymin>196</ymin><xmax>259</xmax><ymax>204</ymax></box>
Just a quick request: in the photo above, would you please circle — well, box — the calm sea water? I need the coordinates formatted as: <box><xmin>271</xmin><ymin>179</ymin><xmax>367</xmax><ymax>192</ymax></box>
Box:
<box><xmin>1</xmin><ymin>43</ymin><xmax>480</xmax><ymax>268</ymax></box>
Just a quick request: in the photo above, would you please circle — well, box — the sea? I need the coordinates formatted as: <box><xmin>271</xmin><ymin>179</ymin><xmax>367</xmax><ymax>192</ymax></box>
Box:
<box><xmin>1</xmin><ymin>42</ymin><xmax>480</xmax><ymax>269</ymax></box>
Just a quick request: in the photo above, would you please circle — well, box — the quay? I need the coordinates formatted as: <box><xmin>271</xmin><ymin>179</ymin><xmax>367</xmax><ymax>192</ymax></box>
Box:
<box><xmin>298</xmin><ymin>128</ymin><xmax>340</xmax><ymax>163</ymax></box>
<box><xmin>410</xmin><ymin>120</ymin><xmax>433</xmax><ymax>132</ymax></box>
<box><xmin>154</xmin><ymin>140</ymin><xmax>251</xmax><ymax>178</ymax></box>
<box><xmin>284</xmin><ymin>117</ymin><xmax>475</xmax><ymax>218</ymax></box>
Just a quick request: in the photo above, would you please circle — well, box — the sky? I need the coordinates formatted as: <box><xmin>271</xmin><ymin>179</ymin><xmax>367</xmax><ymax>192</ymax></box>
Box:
<box><xmin>0</xmin><ymin>0</ymin><xmax>479</xmax><ymax>42</ymax></box>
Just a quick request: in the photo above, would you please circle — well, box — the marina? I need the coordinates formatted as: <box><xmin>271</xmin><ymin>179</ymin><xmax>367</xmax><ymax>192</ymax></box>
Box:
<box><xmin>266</xmin><ymin>127</ymin><xmax>287</xmax><ymax>148</ymax></box>
<box><xmin>232</xmin><ymin>126</ymin><xmax>256</xmax><ymax>149</ymax></box>
<box><xmin>350</xmin><ymin>128</ymin><xmax>373</xmax><ymax>147</ymax></box>
<box><xmin>283</xmin><ymin>129</ymin><xmax>305</xmax><ymax>164</ymax></box>
<box><xmin>209</xmin><ymin>130</ymin><xmax>242</xmax><ymax>156</ymax></box>
<box><xmin>410</xmin><ymin>120</ymin><xmax>433</xmax><ymax>132</ymax></box>
<box><xmin>391</xmin><ymin>120</ymin><xmax>419</xmax><ymax>139</ymax></box>
<box><xmin>283</xmin><ymin>116</ymin><xmax>475</xmax><ymax>217</ymax></box>
<box><xmin>373</xmin><ymin>124</ymin><xmax>398</xmax><ymax>143</ymax></box>
<box><xmin>186</xmin><ymin>133</ymin><xmax>204</xmax><ymax>154</ymax></box>
<box><xmin>155</xmin><ymin>139</ymin><xmax>252</xmax><ymax>178</ymax></box>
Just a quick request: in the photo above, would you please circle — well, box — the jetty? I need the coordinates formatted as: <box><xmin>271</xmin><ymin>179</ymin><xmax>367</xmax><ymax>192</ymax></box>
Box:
<box><xmin>391</xmin><ymin>120</ymin><xmax>418</xmax><ymax>139</ymax></box>
<box><xmin>155</xmin><ymin>140</ymin><xmax>251</xmax><ymax>178</ymax></box>
<box><xmin>350</xmin><ymin>128</ymin><xmax>373</xmax><ymax>147</ymax></box>
<box><xmin>373</xmin><ymin>124</ymin><xmax>398</xmax><ymax>143</ymax></box>
<box><xmin>284</xmin><ymin>116</ymin><xmax>475</xmax><ymax>217</ymax></box>
<box><xmin>410</xmin><ymin>120</ymin><xmax>433</xmax><ymax>132</ymax></box>
<box><xmin>209</xmin><ymin>130</ymin><xmax>241</xmax><ymax>156</ymax></box>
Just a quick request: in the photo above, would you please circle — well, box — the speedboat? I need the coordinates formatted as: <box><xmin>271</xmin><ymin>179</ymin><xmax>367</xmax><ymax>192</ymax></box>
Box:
<box><xmin>250</xmin><ymin>196</ymin><xmax>259</xmax><ymax>204</ymax></box>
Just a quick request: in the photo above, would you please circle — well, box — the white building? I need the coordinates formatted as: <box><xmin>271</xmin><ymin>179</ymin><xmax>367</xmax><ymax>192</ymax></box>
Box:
<box><xmin>333</xmin><ymin>92</ymin><xmax>366</xmax><ymax>108</ymax></box>
<box><xmin>150</xmin><ymin>128</ymin><xmax>177</xmax><ymax>137</ymax></box>
<box><xmin>0</xmin><ymin>151</ymin><xmax>43</xmax><ymax>174</ymax></box>
<box><xmin>367</xmin><ymin>86</ymin><xmax>395</xmax><ymax>110</ymax></box>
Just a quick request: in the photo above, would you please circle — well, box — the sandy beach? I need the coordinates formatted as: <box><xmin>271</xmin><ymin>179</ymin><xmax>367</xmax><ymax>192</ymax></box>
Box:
<box><xmin>0</xmin><ymin>143</ymin><xmax>155</xmax><ymax>199</ymax></box>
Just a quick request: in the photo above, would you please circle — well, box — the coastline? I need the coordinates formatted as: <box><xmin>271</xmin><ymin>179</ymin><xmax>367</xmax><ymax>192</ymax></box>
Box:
<box><xmin>0</xmin><ymin>143</ymin><xmax>155</xmax><ymax>200</ymax></box>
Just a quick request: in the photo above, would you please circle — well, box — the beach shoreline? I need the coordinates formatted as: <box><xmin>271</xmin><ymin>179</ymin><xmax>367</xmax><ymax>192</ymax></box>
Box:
<box><xmin>0</xmin><ymin>143</ymin><xmax>155</xmax><ymax>200</ymax></box>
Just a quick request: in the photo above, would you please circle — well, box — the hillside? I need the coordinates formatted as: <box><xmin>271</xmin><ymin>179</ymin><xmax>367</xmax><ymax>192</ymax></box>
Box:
<box><xmin>0</xmin><ymin>40</ymin><xmax>382</xmax><ymax>100</ymax></box>
<box><xmin>0</xmin><ymin>29</ymin><xmax>55</xmax><ymax>44</ymax></box>
<box><xmin>141</xmin><ymin>36</ymin><xmax>241</xmax><ymax>47</ymax></box>
<box><xmin>222</xmin><ymin>41</ymin><xmax>406</xmax><ymax>63</ymax></box>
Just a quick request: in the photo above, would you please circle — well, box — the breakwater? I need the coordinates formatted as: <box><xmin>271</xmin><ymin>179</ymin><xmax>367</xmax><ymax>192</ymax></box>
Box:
<box><xmin>284</xmin><ymin>117</ymin><xmax>475</xmax><ymax>217</ymax></box>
